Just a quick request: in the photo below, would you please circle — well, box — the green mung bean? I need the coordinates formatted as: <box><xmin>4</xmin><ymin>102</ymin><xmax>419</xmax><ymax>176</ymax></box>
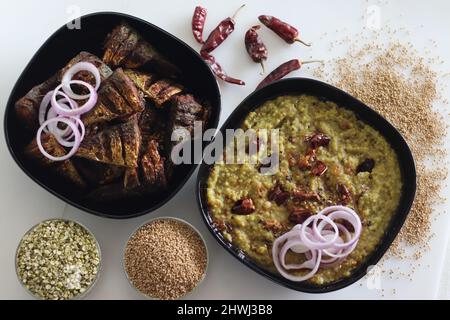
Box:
<box><xmin>16</xmin><ymin>219</ymin><xmax>100</xmax><ymax>300</ymax></box>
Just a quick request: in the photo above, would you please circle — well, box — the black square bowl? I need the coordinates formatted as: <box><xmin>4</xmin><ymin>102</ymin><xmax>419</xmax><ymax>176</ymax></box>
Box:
<box><xmin>4</xmin><ymin>12</ymin><xmax>221</xmax><ymax>219</ymax></box>
<box><xmin>196</xmin><ymin>78</ymin><xmax>416</xmax><ymax>293</ymax></box>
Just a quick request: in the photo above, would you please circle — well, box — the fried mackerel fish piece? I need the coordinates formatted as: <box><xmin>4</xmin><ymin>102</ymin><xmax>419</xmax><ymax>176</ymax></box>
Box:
<box><xmin>82</xmin><ymin>68</ymin><xmax>145</xmax><ymax>126</ymax></box>
<box><xmin>89</xmin><ymin>139</ymin><xmax>168</xmax><ymax>201</ymax></box>
<box><xmin>25</xmin><ymin>134</ymin><xmax>86</xmax><ymax>188</ymax></box>
<box><xmin>74</xmin><ymin>158</ymin><xmax>125</xmax><ymax>186</ymax></box>
<box><xmin>124</xmin><ymin>139</ymin><xmax>168</xmax><ymax>191</ymax></box>
<box><xmin>15</xmin><ymin>52</ymin><xmax>112</xmax><ymax>130</ymax></box>
<box><xmin>167</xmin><ymin>94</ymin><xmax>209</xmax><ymax>151</ymax></box>
<box><xmin>76</xmin><ymin>115</ymin><xmax>141</xmax><ymax>168</ymax></box>
<box><xmin>138</xmin><ymin>101</ymin><xmax>167</xmax><ymax>148</ymax></box>
<box><xmin>124</xmin><ymin>69</ymin><xmax>183</xmax><ymax>108</ymax></box>
<box><xmin>87</xmin><ymin>103</ymin><xmax>169</xmax><ymax>201</ymax></box>
<box><xmin>103</xmin><ymin>22</ymin><xmax>180</xmax><ymax>77</ymax></box>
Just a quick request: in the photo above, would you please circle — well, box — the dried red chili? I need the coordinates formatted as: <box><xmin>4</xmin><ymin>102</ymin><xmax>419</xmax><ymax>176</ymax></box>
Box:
<box><xmin>289</xmin><ymin>208</ymin><xmax>313</xmax><ymax>224</ymax></box>
<box><xmin>292</xmin><ymin>189</ymin><xmax>321</xmax><ymax>202</ymax></box>
<box><xmin>258</xmin><ymin>15</ymin><xmax>310</xmax><ymax>46</ymax></box>
<box><xmin>307</xmin><ymin>132</ymin><xmax>331</xmax><ymax>149</ymax></box>
<box><xmin>268</xmin><ymin>183</ymin><xmax>290</xmax><ymax>206</ymax></box>
<box><xmin>298</xmin><ymin>148</ymin><xmax>317</xmax><ymax>170</ymax></box>
<box><xmin>201</xmin><ymin>51</ymin><xmax>245</xmax><ymax>85</ymax></box>
<box><xmin>337</xmin><ymin>184</ymin><xmax>352</xmax><ymax>205</ymax></box>
<box><xmin>192</xmin><ymin>6</ymin><xmax>207</xmax><ymax>44</ymax></box>
<box><xmin>245</xmin><ymin>25</ymin><xmax>268</xmax><ymax>74</ymax></box>
<box><xmin>201</xmin><ymin>4</ymin><xmax>245</xmax><ymax>54</ymax></box>
<box><xmin>262</xmin><ymin>219</ymin><xmax>283</xmax><ymax>233</ymax></box>
<box><xmin>311</xmin><ymin>161</ymin><xmax>328</xmax><ymax>177</ymax></box>
<box><xmin>256</xmin><ymin>59</ymin><xmax>321</xmax><ymax>90</ymax></box>
<box><xmin>232</xmin><ymin>197</ymin><xmax>256</xmax><ymax>215</ymax></box>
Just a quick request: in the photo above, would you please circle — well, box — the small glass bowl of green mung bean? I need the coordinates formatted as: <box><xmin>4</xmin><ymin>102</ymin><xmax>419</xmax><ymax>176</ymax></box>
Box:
<box><xmin>15</xmin><ymin>218</ymin><xmax>102</xmax><ymax>300</ymax></box>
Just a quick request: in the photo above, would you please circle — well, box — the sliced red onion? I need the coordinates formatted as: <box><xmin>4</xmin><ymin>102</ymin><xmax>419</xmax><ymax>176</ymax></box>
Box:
<box><xmin>37</xmin><ymin>117</ymin><xmax>81</xmax><ymax>161</ymax></box>
<box><xmin>280</xmin><ymin>239</ymin><xmax>316</xmax><ymax>270</ymax></box>
<box><xmin>47</xmin><ymin>100</ymin><xmax>80</xmax><ymax>137</ymax></box>
<box><xmin>272</xmin><ymin>206</ymin><xmax>362</xmax><ymax>282</ymax></box>
<box><xmin>61</xmin><ymin>61</ymin><xmax>101</xmax><ymax>100</ymax></box>
<box><xmin>303</xmin><ymin>231</ymin><xmax>344</xmax><ymax>264</ymax></box>
<box><xmin>316</xmin><ymin>206</ymin><xmax>362</xmax><ymax>250</ymax></box>
<box><xmin>272</xmin><ymin>226</ymin><xmax>321</xmax><ymax>281</ymax></box>
<box><xmin>274</xmin><ymin>246</ymin><xmax>322</xmax><ymax>282</ymax></box>
<box><xmin>52</xmin><ymin>117</ymin><xmax>85</xmax><ymax>148</ymax></box>
<box><xmin>52</xmin><ymin>81</ymin><xmax>97</xmax><ymax>116</ymax></box>
<box><xmin>300</xmin><ymin>214</ymin><xmax>339</xmax><ymax>250</ymax></box>
<box><xmin>320</xmin><ymin>231</ymin><xmax>344</xmax><ymax>264</ymax></box>
<box><xmin>322</xmin><ymin>224</ymin><xmax>359</xmax><ymax>259</ymax></box>
<box><xmin>38</xmin><ymin>91</ymin><xmax>54</xmax><ymax>128</ymax></box>
<box><xmin>50</xmin><ymin>90</ymin><xmax>78</xmax><ymax>116</ymax></box>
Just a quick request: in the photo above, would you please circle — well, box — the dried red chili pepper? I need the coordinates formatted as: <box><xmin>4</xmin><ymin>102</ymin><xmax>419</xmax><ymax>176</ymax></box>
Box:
<box><xmin>256</xmin><ymin>59</ymin><xmax>321</xmax><ymax>90</ymax></box>
<box><xmin>258</xmin><ymin>15</ymin><xmax>310</xmax><ymax>46</ymax></box>
<box><xmin>307</xmin><ymin>132</ymin><xmax>331</xmax><ymax>149</ymax></box>
<box><xmin>201</xmin><ymin>51</ymin><xmax>245</xmax><ymax>85</ymax></box>
<box><xmin>298</xmin><ymin>148</ymin><xmax>317</xmax><ymax>170</ymax></box>
<box><xmin>268</xmin><ymin>183</ymin><xmax>290</xmax><ymax>206</ymax></box>
<box><xmin>192</xmin><ymin>6</ymin><xmax>207</xmax><ymax>44</ymax></box>
<box><xmin>201</xmin><ymin>4</ymin><xmax>245</xmax><ymax>54</ymax></box>
<box><xmin>245</xmin><ymin>25</ymin><xmax>268</xmax><ymax>74</ymax></box>
<box><xmin>337</xmin><ymin>183</ymin><xmax>352</xmax><ymax>205</ymax></box>
<box><xmin>311</xmin><ymin>160</ymin><xmax>328</xmax><ymax>177</ymax></box>
<box><xmin>232</xmin><ymin>197</ymin><xmax>256</xmax><ymax>215</ymax></box>
<box><xmin>292</xmin><ymin>189</ymin><xmax>321</xmax><ymax>202</ymax></box>
<box><xmin>289</xmin><ymin>208</ymin><xmax>313</xmax><ymax>224</ymax></box>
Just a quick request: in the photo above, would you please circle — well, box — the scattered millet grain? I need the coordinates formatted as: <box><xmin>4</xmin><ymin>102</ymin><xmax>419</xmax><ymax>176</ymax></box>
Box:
<box><xmin>315</xmin><ymin>40</ymin><xmax>448</xmax><ymax>259</ymax></box>
<box><xmin>16</xmin><ymin>219</ymin><xmax>101</xmax><ymax>300</ymax></box>
<box><xmin>124</xmin><ymin>218</ymin><xmax>208</xmax><ymax>300</ymax></box>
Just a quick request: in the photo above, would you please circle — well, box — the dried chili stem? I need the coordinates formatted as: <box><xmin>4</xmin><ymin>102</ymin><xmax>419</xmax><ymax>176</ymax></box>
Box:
<box><xmin>231</xmin><ymin>4</ymin><xmax>246</xmax><ymax>20</ymax></box>
<box><xmin>260</xmin><ymin>61</ymin><xmax>266</xmax><ymax>75</ymax></box>
<box><xmin>295</xmin><ymin>39</ymin><xmax>312</xmax><ymax>47</ymax></box>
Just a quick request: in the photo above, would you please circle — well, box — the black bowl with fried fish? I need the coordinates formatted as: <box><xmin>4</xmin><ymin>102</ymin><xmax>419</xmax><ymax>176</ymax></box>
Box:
<box><xmin>196</xmin><ymin>78</ymin><xmax>416</xmax><ymax>293</ymax></box>
<box><xmin>4</xmin><ymin>12</ymin><xmax>221</xmax><ymax>218</ymax></box>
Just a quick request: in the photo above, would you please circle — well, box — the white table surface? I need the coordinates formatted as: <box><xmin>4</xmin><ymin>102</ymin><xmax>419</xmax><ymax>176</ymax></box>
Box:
<box><xmin>1</xmin><ymin>0</ymin><xmax>449</xmax><ymax>300</ymax></box>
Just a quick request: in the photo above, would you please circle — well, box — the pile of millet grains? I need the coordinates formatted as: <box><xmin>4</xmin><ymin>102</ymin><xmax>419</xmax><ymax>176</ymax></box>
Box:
<box><xmin>124</xmin><ymin>218</ymin><xmax>207</xmax><ymax>300</ymax></box>
<box><xmin>314</xmin><ymin>29</ymin><xmax>448</xmax><ymax>260</ymax></box>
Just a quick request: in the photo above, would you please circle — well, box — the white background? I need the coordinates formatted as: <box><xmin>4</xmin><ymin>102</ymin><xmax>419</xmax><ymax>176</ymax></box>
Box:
<box><xmin>0</xmin><ymin>0</ymin><xmax>449</xmax><ymax>300</ymax></box>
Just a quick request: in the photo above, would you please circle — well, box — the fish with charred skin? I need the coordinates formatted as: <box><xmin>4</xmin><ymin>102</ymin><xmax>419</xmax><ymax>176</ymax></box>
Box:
<box><xmin>25</xmin><ymin>134</ymin><xmax>86</xmax><ymax>188</ymax></box>
<box><xmin>75</xmin><ymin>159</ymin><xmax>124</xmax><ymax>186</ymax></box>
<box><xmin>76</xmin><ymin>115</ymin><xmax>141</xmax><ymax>168</ymax></box>
<box><xmin>167</xmin><ymin>94</ymin><xmax>209</xmax><ymax>152</ymax></box>
<box><xmin>15</xmin><ymin>51</ymin><xmax>112</xmax><ymax>130</ymax></box>
<box><xmin>124</xmin><ymin>69</ymin><xmax>184</xmax><ymax>108</ymax></box>
<box><xmin>82</xmin><ymin>68</ymin><xmax>145</xmax><ymax>126</ymax></box>
<box><xmin>103</xmin><ymin>22</ymin><xmax>180</xmax><ymax>78</ymax></box>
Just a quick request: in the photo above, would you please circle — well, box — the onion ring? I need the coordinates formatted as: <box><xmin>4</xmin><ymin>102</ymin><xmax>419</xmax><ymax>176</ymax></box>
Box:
<box><xmin>61</xmin><ymin>61</ymin><xmax>101</xmax><ymax>99</ymax></box>
<box><xmin>271</xmin><ymin>206</ymin><xmax>362</xmax><ymax>282</ymax></box>
<box><xmin>38</xmin><ymin>91</ymin><xmax>54</xmax><ymax>127</ymax></box>
<box><xmin>52</xmin><ymin>117</ymin><xmax>85</xmax><ymax>148</ymax></box>
<box><xmin>52</xmin><ymin>81</ymin><xmax>97</xmax><ymax>116</ymax></box>
<box><xmin>300</xmin><ymin>214</ymin><xmax>339</xmax><ymax>250</ymax></box>
<box><xmin>47</xmin><ymin>100</ymin><xmax>80</xmax><ymax>137</ymax></box>
<box><xmin>37</xmin><ymin>117</ymin><xmax>81</xmax><ymax>161</ymax></box>
<box><xmin>316</xmin><ymin>206</ymin><xmax>362</xmax><ymax>249</ymax></box>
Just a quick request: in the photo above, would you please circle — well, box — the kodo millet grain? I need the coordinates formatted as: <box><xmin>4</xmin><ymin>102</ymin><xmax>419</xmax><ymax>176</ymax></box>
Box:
<box><xmin>315</xmin><ymin>36</ymin><xmax>448</xmax><ymax>260</ymax></box>
<box><xmin>124</xmin><ymin>218</ymin><xmax>208</xmax><ymax>300</ymax></box>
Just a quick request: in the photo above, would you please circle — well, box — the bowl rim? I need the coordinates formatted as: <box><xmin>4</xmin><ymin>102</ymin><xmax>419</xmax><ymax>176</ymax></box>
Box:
<box><xmin>196</xmin><ymin>77</ymin><xmax>417</xmax><ymax>294</ymax></box>
<box><xmin>122</xmin><ymin>216</ymin><xmax>209</xmax><ymax>300</ymax></box>
<box><xmin>3</xmin><ymin>11</ymin><xmax>221</xmax><ymax>219</ymax></box>
<box><xmin>15</xmin><ymin>218</ymin><xmax>102</xmax><ymax>300</ymax></box>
